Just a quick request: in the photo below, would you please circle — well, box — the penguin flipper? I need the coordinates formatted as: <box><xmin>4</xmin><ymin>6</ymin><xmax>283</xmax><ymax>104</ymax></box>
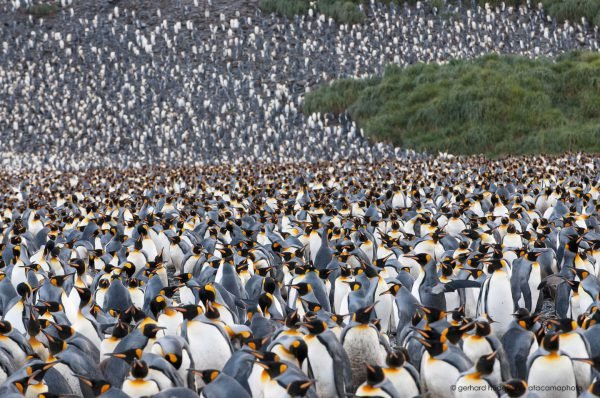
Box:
<box><xmin>436</xmin><ymin>279</ymin><xmax>480</xmax><ymax>293</ymax></box>
<box><xmin>319</xmin><ymin>332</ymin><xmax>352</xmax><ymax>395</ymax></box>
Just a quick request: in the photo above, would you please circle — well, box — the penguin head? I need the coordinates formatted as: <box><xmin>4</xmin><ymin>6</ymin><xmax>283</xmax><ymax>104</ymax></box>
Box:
<box><xmin>50</xmin><ymin>272</ymin><xmax>75</xmax><ymax>288</ymax></box>
<box><xmin>69</xmin><ymin>259</ymin><xmax>86</xmax><ymax>275</ymax></box>
<box><xmin>178</xmin><ymin>304</ymin><xmax>203</xmax><ymax>320</ymax></box>
<box><xmin>74</xmin><ymin>286</ymin><xmax>93</xmax><ymax>307</ymax></box>
<box><xmin>205</xmin><ymin>301</ymin><xmax>221</xmax><ymax>320</ymax></box>
<box><xmin>98</xmin><ymin>278</ymin><xmax>110</xmax><ymax>290</ymax></box>
<box><xmin>150</xmin><ymin>295</ymin><xmax>167</xmax><ymax>317</ymax></box>
<box><xmin>417</xmin><ymin>338</ymin><xmax>446</xmax><ymax>357</ymax></box>
<box><xmin>571</xmin><ymin>267</ymin><xmax>590</xmax><ymax>280</ymax></box>
<box><xmin>76</xmin><ymin>376</ymin><xmax>112</xmax><ymax>395</ymax></box>
<box><xmin>53</xmin><ymin>323</ymin><xmax>75</xmax><ymax>340</ymax></box>
<box><xmin>288</xmin><ymin>282</ymin><xmax>312</xmax><ymax>296</ymax></box>
<box><xmin>0</xmin><ymin>320</ymin><xmax>12</xmax><ymax>334</ymax></box>
<box><xmin>386</xmin><ymin>348</ymin><xmax>408</xmax><ymax>368</ymax></box>
<box><xmin>547</xmin><ymin>318</ymin><xmax>578</xmax><ymax>334</ymax></box>
<box><xmin>475</xmin><ymin>351</ymin><xmax>497</xmax><ymax>376</ymax></box>
<box><xmin>41</xmin><ymin>331</ymin><xmax>66</xmax><ymax>356</ymax></box>
<box><xmin>443</xmin><ymin>325</ymin><xmax>465</xmax><ymax>345</ymax></box>
<box><xmin>343</xmin><ymin>281</ymin><xmax>362</xmax><ymax>292</ymax></box>
<box><xmin>141</xmin><ymin>323</ymin><xmax>165</xmax><ymax>339</ymax></box>
<box><xmin>301</xmin><ymin>319</ymin><xmax>327</xmax><ymax>335</ymax></box>
<box><xmin>406</xmin><ymin>253</ymin><xmax>432</xmax><ymax>267</ymax></box>
<box><xmin>192</xmin><ymin>369</ymin><xmax>220</xmax><ymax>385</ymax></box>
<box><xmin>130</xmin><ymin>358</ymin><xmax>149</xmax><ymax>379</ymax></box>
<box><xmin>285</xmin><ymin>380</ymin><xmax>316</xmax><ymax>397</ymax></box>
<box><xmin>257</xmin><ymin>361</ymin><xmax>288</xmax><ymax>379</ymax></box>
<box><xmin>541</xmin><ymin>333</ymin><xmax>560</xmax><ymax>352</ymax></box>
<box><xmin>501</xmin><ymin>379</ymin><xmax>528</xmax><ymax>398</ymax></box>
<box><xmin>472</xmin><ymin>320</ymin><xmax>491</xmax><ymax>337</ymax></box>
<box><xmin>107</xmin><ymin>347</ymin><xmax>143</xmax><ymax>364</ymax></box>
<box><xmin>380</xmin><ymin>281</ymin><xmax>402</xmax><ymax>296</ymax></box>
<box><xmin>365</xmin><ymin>364</ymin><xmax>386</xmax><ymax>386</ymax></box>
<box><xmin>288</xmin><ymin>339</ymin><xmax>308</xmax><ymax>365</ymax></box>
<box><xmin>16</xmin><ymin>282</ymin><xmax>32</xmax><ymax>299</ymax></box>
<box><xmin>112</xmin><ymin>319</ymin><xmax>131</xmax><ymax>338</ymax></box>
<box><xmin>420</xmin><ymin>305</ymin><xmax>446</xmax><ymax>323</ymax></box>
<box><xmin>352</xmin><ymin>304</ymin><xmax>375</xmax><ymax>324</ymax></box>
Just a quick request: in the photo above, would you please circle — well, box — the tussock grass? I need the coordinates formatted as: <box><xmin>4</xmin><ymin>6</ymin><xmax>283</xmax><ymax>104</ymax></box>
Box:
<box><xmin>260</xmin><ymin>0</ymin><xmax>600</xmax><ymax>27</ymax></box>
<box><xmin>304</xmin><ymin>52</ymin><xmax>600</xmax><ymax>156</ymax></box>
<box><xmin>27</xmin><ymin>1</ymin><xmax>61</xmax><ymax>17</ymax></box>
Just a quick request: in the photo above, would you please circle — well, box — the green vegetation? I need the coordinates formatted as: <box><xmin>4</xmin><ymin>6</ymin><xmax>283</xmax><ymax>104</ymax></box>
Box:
<box><xmin>304</xmin><ymin>52</ymin><xmax>600</xmax><ymax>156</ymax></box>
<box><xmin>260</xmin><ymin>0</ymin><xmax>600</xmax><ymax>26</ymax></box>
<box><xmin>259</xmin><ymin>0</ymin><xmax>365</xmax><ymax>24</ymax></box>
<box><xmin>27</xmin><ymin>1</ymin><xmax>61</xmax><ymax>17</ymax></box>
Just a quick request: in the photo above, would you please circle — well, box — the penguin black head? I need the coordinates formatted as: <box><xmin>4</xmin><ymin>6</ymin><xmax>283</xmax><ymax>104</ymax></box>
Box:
<box><xmin>120</xmin><ymin>305</ymin><xmax>146</xmax><ymax>323</ymax></box>
<box><xmin>417</xmin><ymin>338</ymin><xmax>446</xmax><ymax>357</ymax></box>
<box><xmin>420</xmin><ymin>305</ymin><xmax>446</xmax><ymax>323</ymax></box>
<box><xmin>380</xmin><ymin>281</ymin><xmax>401</xmax><ymax>296</ymax></box>
<box><xmin>41</xmin><ymin>331</ymin><xmax>66</xmax><ymax>355</ymax></box>
<box><xmin>541</xmin><ymin>333</ymin><xmax>560</xmax><ymax>352</ymax></box>
<box><xmin>178</xmin><ymin>304</ymin><xmax>203</xmax><ymax>320</ymax></box>
<box><xmin>17</xmin><ymin>283</ymin><xmax>32</xmax><ymax>299</ymax></box>
<box><xmin>286</xmin><ymin>380</ymin><xmax>316</xmax><ymax>397</ymax></box>
<box><xmin>589</xmin><ymin>381</ymin><xmax>600</xmax><ymax>397</ymax></box>
<box><xmin>192</xmin><ymin>369</ymin><xmax>220</xmax><ymax>385</ymax></box>
<box><xmin>386</xmin><ymin>349</ymin><xmax>408</xmax><ymax>368</ymax></box>
<box><xmin>150</xmin><ymin>295</ymin><xmax>167</xmax><ymax>317</ymax></box>
<box><xmin>444</xmin><ymin>325</ymin><xmax>465</xmax><ymax>345</ymax></box>
<box><xmin>107</xmin><ymin>347</ymin><xmax>143</xmax><ymax>364</ymax></box>
<box><xmin>302</xmin><ymin>319</ymin><xmax>327</xmax><ymax>335</ymax></box>
<box><xmin>112</xmin><ymin>320</ymin><xmax>130</xmax><ymax>338</ymax></box>
<box><xmin>571</xmin><ymin>267</ymin><xmax>590</xmax><ymax>280</ymax></box>
<box><xmin>98</xmin><ymin>278</ymin><xmax>110</xmax><ymax>290</ymax></box>
<box><xmin>78</xmin><ymin>368</ymin><xmax>107</xmax><ymax>392</ymax></box>
<box><xmin>198</xmin><ymin>284</ymin><xmax>217</xmax><ymax>303</ymax></box>
<box><xmin>257</xmin><ymin>361</ymin><xmax>288</xmax><ymax>378</ymax></box>
<box><xmin>205</xmin><ymin>302</ymin><xmax>221</xmax><ymax>320</ymax></box>
<box><xmin>263</xmin><ymin>277</ymin><xmax>277</xmax><ymax>294</ymax></box>
<box><xmin>365</xmin><ymin>364</ymin><xmax>386</xmax><ymax>385</ymax></box>
<box><xmin>50</xmin><ymin>272</ymin><xmax>75</xmax><ymax>287</ymax></box>
<box><xmin>141</xmin><ymin>323</ymin><xmax>165</xmax><ymax>338</ymax></box>
<box><xmin>0</xmin><ymin>320</ymin><xmax>12</xmax><ymax>334</ymax></box>
<box><xmin>74</xmin><ymin>286</ymin><xmax>92</xmax><ymax>307</ymax></box>
<box><xmin>284</xmin><ymin>310</ymin><xmax>300</xmax><ymax>328</ymax></box>
<box><xmin>502</xmin><ymin>379</ymin><xmax>528</xmax><ymax>398</ymax></box>
<box><xmin>474</xmin><ymin>320</ymin><xmax>492</xmax><ymax>336</ymax></box>
<box><xmin>475</xmin><ymin>351</ymin><xmax>497</xmax><ymax>376</ymax></box>
<box><xmin>525</xmin><ymin>251</ymin><xmax>542</xmax><ymax>262</ymax></box>
<box><xmin>288</xmin><ymin>339</ymin><xmax>308</xmax><ymax>365</ymax></box>
<box><xmin>69</xmin><ymin>259</ymin><xmax>86</xmax><ymax>275</ymax></box>
<box><xmin>353</xmin><ymin>304</ymin><xmax>375</xmax><ymax>324</ymax></box>
<box><xmin>288</xmin><ymin>282</ymin><xmax>311</xmax><ymax>296</ymax></box>
<box><xmin>551</xmin><ymin>314</ymin><xmax>578</xmax><ymax>332</ymax></box>
<box><xmin>407</xmin><ymin>253</ymin><xmax>432</xmax><ymax>266</ymax></box>
<box><xmin>130</xmin><ymin>358</ymin><xmax>149</xmax><ymax>379</ymax></box>
<box><xmin>344</xmin><ymin>281</ymin><xmax>362</xmax><ymax>292</ymax></box>
<box><xmin>52</xmin><ymin>323</ymin><xmax>74</xmax><ymax>340</ymax></box>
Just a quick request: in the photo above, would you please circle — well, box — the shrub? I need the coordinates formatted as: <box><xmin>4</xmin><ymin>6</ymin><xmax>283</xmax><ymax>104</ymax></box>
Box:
<box><xmin>304</xmin><ymin>52</ymin><xmax>600</xmax><ymax>156</ymax></box>
<box><xmin>27</xmin><ymin>1</ymin><xmax>61</xmax><ymax>17</ymax></box>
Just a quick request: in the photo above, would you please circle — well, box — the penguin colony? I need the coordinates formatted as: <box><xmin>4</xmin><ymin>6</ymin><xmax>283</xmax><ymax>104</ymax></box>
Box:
<box><xmin>0</xmin><ymin>154</ymin><xmax>594</xmax><ymax>397</ymax></box>
<box><xmin>1</xmin><ymin>0</ymin><xmax>599</xmax><ymax>170</ymax></box>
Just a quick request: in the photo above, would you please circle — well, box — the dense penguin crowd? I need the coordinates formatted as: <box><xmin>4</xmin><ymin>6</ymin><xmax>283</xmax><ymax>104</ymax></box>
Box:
<box><xmin>0</xmin><ymin>1</ymin><xmax>599</xmax><ymax>170</ymax></box>
<box><xmin>0</xmin><ymin>155</ymin><xmax>595</xmax><ymax>397</ymax></box>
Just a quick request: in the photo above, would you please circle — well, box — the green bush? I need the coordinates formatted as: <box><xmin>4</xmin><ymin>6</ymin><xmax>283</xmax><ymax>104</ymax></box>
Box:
<box><xmin>260</xmin><ymin>0</ymin><xmax>366</xmax><ymax>24</ymax></box>
<box><xmin>27</xmin><ymin>2</ymin><xmax>60</xmax><ymax>17</ymax></box>
<box><xmin>260</xmin><ymin>0</ymin><xmax>600</xmax><ymax>27</ymax></box>
<box><xmin>304</xmin><ymin>52</ymin><xmax>600</xmax><ymax>156</ymax></box>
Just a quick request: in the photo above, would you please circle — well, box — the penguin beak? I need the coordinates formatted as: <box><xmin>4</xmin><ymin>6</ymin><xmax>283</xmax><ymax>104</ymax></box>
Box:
<box><xmin>105</xmin><ymin>353</ymin><xmax>126</xmax><ymax>359</ymax></box>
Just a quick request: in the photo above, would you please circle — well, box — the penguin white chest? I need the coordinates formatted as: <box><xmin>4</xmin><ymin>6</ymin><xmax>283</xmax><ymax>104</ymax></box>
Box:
<box><xmin>528</xmin><ymin>355</ymin><xmax>577</xmax><ymax>398</ymax></box>
<box><xmin>455</xmin><ymin>376</ymin><xmax>497</xmax><ymax>398</ymax></box>
<box><xmin>423</xmin><ymin>357</ymin><xmax>460</xmax><ymax>398</ymax></box>
<box><xmin>305</xmin><ymin>335</ymin><xmax>336</xmax><ymax>397</ymax></box>
<box><xmin>122</xmin><ymin>379</ymin><xmax>160</xmax><ymax>398</ymax></box>
<box><xmin>187</xmin><ymin>322</ymin><xmax>232</xmax><ymax>370</ymax></box>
